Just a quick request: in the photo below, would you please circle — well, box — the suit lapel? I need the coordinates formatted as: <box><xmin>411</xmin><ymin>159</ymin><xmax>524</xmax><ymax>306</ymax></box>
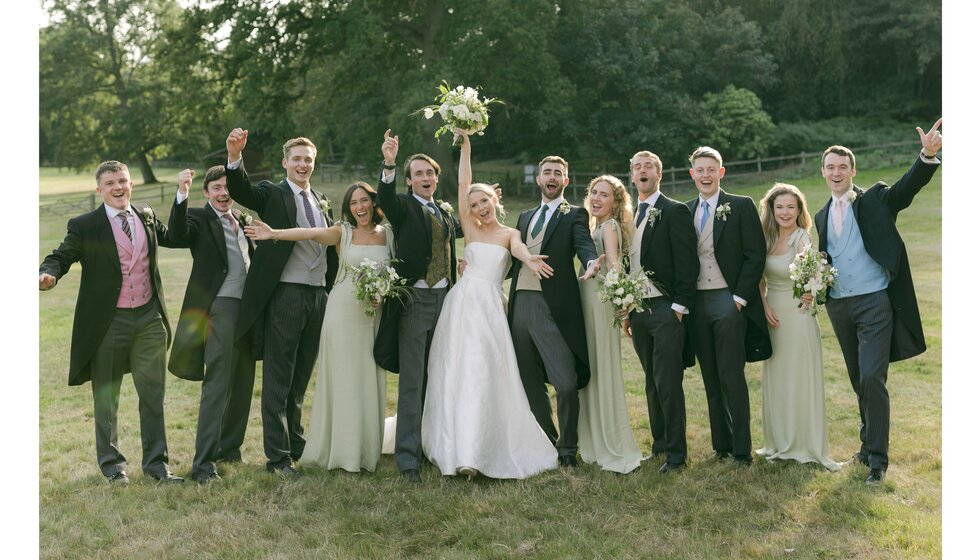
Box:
<box><xmin>640</xmin><ymin>196</ymin><xmax>664</xmax><ymax>263</ymax></box>
<box><xmin>205</xmin><ymin>204</ymin><xmax>230</xmax><ymax>268</ymax></box>
<box><xmin>96</xmin><ymin>206</ymin><xmax>124</xmax><ymax>277</ymax></box>
<box><xmin>712</xmin><ymin>191</ymin><xmax>729</xmax><ymax>246</ymax></box>
<box><xmin>541</xmin><ymin>203</ymin><xmax>564</xmax><ymax>249</ymax></box>
<box><xmin>518</xmin><ymin>209</ymin><xmax>532</xmax><ymax>242</ymax></box>
<box><xmin>133</xmin><ymin>206</ymin><xmax>155</xmax><ymax>271</ymax></box>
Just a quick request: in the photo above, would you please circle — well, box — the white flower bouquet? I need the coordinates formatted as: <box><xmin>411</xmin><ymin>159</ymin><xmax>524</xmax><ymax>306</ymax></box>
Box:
<box><xmin>417</xmin><ymin>81</ymin><xmax>503</xmax><ymax>145</ymax></box>
<box><xmin>596</xmin><ymin>266</ymin><xmax>648</xmax><ymax>327</ymax></box>
<box><xmin>348</xmin><ymin>258</ymin><xmax>407</xmax><ymax>317</ymax></box>
<box><xmin>789</xmin><ymin>243</ymin><xmax>837</xmax><ymax>315</ymax></box>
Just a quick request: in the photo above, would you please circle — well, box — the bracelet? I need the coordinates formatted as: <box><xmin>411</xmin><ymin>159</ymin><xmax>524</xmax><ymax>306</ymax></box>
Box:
<box><xmin>382</xmin><ymin>161</ymin><xmax>397</xmax><ymax>170</ymax></box>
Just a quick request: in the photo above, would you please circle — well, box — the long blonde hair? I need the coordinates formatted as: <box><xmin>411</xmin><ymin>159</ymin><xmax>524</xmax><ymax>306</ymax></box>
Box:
<box><xmin>582</xmin><ymin>175</ymin><xmax>634</xmax><ymax>254</ymax></box>
<box><xmin>759</xmin><ymin>183</ymin><xmax>812</xmax><ymax>252</ymax></box>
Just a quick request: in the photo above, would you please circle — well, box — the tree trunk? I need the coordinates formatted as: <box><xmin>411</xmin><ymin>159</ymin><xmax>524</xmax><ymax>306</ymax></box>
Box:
<box><xmin>136</xmin><ymin>152</ymin><xmax>158</xmax><ymax>184</ymax></box>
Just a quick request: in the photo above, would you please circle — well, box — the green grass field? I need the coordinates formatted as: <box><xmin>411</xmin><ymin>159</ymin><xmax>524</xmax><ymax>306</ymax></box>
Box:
<box><xmin>38</xmin><ymin>162</ymin><xmax>941</xmax><ymax>558</ymax></box>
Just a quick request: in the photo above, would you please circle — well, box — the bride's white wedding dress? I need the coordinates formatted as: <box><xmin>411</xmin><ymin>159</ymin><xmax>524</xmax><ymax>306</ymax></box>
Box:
<box><xmin>422</xmin><ymin>241</ymin><xmax>558</xmax><ymax>479</ymax></box>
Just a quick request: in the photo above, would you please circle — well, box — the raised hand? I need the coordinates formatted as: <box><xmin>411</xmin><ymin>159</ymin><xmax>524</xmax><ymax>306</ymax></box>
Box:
<box><xmin>527</xmin><ymin>254</ymin><xmax>554</xmax><ymax>280</ymax></box>
<box><xmin>177</xmin><ymin>169</ymin><xmax>195</xmax><ymax>195</ymax></box>
<box><xmin>39</xmin><ymin>273</ymin><xmax>56</xmax><ymax>291</ymax></box>
<box><xmin>580</xmin><ymin>254</ymin><xmax>606</xmax><ymax>280</ymax></box>
<box><xmin>382</xmin><ymin>129</ymin><xmax>399</xmax><ymax>165</ymax></box>
<box><xmin>916</xmin><ymin>118</ymin><xmax>942</xmax><ymax>157</ymax></box>
<box><xmin>227</xmin><ymin>128</ymin><xmax>249</xmax><ymax>163</ymax></box>
<box><xmin>244</xmin><ymin>219</ymin><xmax>274</xmax><ymax>241</ymax></box>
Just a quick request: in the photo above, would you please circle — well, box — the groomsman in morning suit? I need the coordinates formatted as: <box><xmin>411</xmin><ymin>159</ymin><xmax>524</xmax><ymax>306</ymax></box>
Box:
<box><xmin>375</xmin><ymin>129</ymin><xmax>462</xmax><ymax>483</ymax></box>
<box><xmin>39</xmin><ymin>161</ymin><xmax>183</xmax><ymax>484</ymax></box>
<box><xmin>167</xmin><ymin>166</ymin><xmax>256</xmax><ymax>483</ymax></box>
<box><xmin>508</xmin><ymin>155</ymin><xmax>601</xmax><ymax>467</ymax></box>
<box><xmin>224</xmin><ymin>128</ymin><xmax>339</xmax><ymax>479</ymax></box>
<box><xmin>623</xmin><ymin>151</ymin><xmax>699</xmax><ymax>474</ymax></box>
<box><xmin>815</xmin><ymin>119</ymin><xmax>942</xmax><ymax>485</ymax></box>
<box><xmin>685</xmin><ymin>146</ymin><xmax>771</xmax><ymax>466</ymax></box>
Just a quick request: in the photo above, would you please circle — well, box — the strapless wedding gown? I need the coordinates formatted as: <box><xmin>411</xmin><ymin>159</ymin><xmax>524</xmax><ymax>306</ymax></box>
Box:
<box><xmin>421</xmin><ymin>241</ymin><xmax>558</xmax><ymax>479</ymax></box>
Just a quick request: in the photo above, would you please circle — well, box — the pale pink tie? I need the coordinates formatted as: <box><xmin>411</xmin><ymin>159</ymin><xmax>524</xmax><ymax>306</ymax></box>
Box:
<box><xmin>222</xmin><ymin>213</ymin><xmax>238</xmax><ymax>235</ymax></box>
<box><xmin>833</xmin><ymin>199</ymin><xmax>845</xmax><ymax>237</ymax></box>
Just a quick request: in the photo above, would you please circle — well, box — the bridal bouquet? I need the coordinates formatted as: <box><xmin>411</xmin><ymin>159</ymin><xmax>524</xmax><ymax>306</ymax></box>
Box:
<box><xmin>348</xmin><ymin>258</ymin><xmax>406</xmax><ymax>317</ymax></box>
<box><xmin>789</xmin><ymin>244</ymin><xmax>837</xmax><ymax>315</ymax></box>
<box><xmin>417</xmin><ymin>81</ymin><xmax>503</xmax><ymax>145</ymax></box>
<box><xmin>596</xmin><ymin>267</ymin><xmax>648</xmax><ymax>327</ymax></box>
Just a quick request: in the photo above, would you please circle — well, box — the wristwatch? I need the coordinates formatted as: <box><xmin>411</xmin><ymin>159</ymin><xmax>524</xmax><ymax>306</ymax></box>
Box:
<box><xmin>382</xmin><ymin>161</ymin><xmax>397</xmax><ymax>170</ymax></box>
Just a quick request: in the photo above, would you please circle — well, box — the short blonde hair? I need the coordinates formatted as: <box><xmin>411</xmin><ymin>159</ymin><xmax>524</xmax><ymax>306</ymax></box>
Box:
<box><xmin>283</xmin><ymin>137</ymin><xmax>317</xmax><ymax>159</ymax></box>
<box><xmin>466</xmin><ymin>183</ymin><xmax>505</xmax><ymax>221</ymax></box>
<box><xmin>629</xmin><ymin>151</ymin><xmax>663</xmax><ymax>173</ymax></box>
<box><xmin>688</xmin><ymin>146</ymin><xmax>723</xmax><ymax>167</ymax></box>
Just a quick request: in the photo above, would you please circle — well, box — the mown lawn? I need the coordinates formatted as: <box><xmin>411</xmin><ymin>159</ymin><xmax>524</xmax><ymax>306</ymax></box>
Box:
<box><xmin>37</xmin><ymin>162</ymin><xmax>941</xmax><ymax>558</ymax></box>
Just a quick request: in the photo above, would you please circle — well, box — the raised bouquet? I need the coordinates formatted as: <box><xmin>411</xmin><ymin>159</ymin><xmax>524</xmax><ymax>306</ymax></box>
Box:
<box><xmin>417</xmin><ymin>81</ymin><xmax>503</xmax><ymax>145</ymax></box>
<box><xmin>596</xmin><ymin>267</ymin><xmax>648</xmax><ymax>327</ymax></box>
<box><xmin>348</xmin><ymin>258</ymin><xmax>406</xmax><ymax>317</ymax></box>
<box><xmin>789</xmin><ymin>244</ymin><xmax>837</xmax><ymax>315</ymax></box>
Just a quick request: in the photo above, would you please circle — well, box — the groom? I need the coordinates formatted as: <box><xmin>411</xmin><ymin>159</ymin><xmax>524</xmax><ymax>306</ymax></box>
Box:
<box><xmin>224</xmin><ymin>128</ymin><xmax>339</xmax><ymax>478</ymax></box>
<box><xmin>374</xmin><ymin>129</ymin><xmax>462</xmax><ymax>483</ymax></box>
<box><xmin>509</xmin><ymin>156</ymin><xmax>600</xmax><ymax>467</ymax></box>
<box><xmin>815</xmin><ymin>119</ymin><xmax>942</xmax><ymax>485</ymax></box>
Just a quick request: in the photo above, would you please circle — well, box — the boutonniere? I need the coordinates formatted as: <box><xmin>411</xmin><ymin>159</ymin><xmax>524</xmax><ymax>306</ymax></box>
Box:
<box><xmin>318</xmin><ymin>197</ymin><xmax>332</xmax><ymax>215</ymax></box>
<box><xmin>240</xmin><ymin>209</ymin><xmax>254</xmax><ymax>226</ymax></box>
<box><xmin>437</xmin><ymin>200</ymin><xmax>455</xmax><ymax>215</ymax></box>
<box><xmin>558</xmin><ymin>201</ymin><xmax>571</xmax><ymax>215</ymax></box>
<box><xmin>140</xmin><ymin>207</ymin><xmax>154</xmax><ymax>221</ymax></box>
<box><xmin>646</xmin><ymin>207</ymin><xmax>662</xmax><ymax>228</ymax></box>
<box><xmin>715</xmin><ymin>202</ymin><xmax>732</xmax><ymax>221</ymax></box>
<box><xmin>846</xmin><ymin>190</ymin><xmax>857</xmax><ymax>203</ymax></box>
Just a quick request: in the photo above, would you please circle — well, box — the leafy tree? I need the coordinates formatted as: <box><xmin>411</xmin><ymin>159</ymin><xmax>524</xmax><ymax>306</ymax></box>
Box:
<box><xmin>700</xmin><ymin>85</ymin><xmax>775</xmax><ymax>160</ymax></box>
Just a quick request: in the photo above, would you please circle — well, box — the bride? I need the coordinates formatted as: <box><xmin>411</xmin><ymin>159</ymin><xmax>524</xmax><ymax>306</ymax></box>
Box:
<box><xmin>420</xmin><ymin>131</ymin><xmax>558</xmax><ymax>480</ymax></box>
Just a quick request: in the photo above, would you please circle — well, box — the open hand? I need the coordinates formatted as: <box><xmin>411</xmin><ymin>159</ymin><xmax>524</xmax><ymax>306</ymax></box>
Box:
<box><xmin>178</xmin><ymin>169</ymin><xmax>195</xmax><ymax>195</ymax></box>
<box><xmin>917</xmin><ymin>118</ymin><xmax>942</xmax><ymax>157</ymax></box>
<box><xmin>244</xmin><ymin>219</ymin><xmax>274</xmax><ymax>241</ymax></box>
<box><xmin>764</xmin><ymin>304</ymin><xmax>779</xmax><ymax>328</ymax></box>
<box><xmin>528</xmin><ymin>254</ymin><xmax>554</xmax><ymax>280</ymax></box>
<box><xmin>580</xmin><ymin>254</ymin><xmax>606</xmax><ymax>280</ymax></box>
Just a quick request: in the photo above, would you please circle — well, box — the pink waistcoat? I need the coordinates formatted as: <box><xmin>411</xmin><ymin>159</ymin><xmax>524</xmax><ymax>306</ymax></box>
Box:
<box><xmin>109</xmin><ymin>211</ymin><xmax>154</xmax><ymax>308</ymax></box>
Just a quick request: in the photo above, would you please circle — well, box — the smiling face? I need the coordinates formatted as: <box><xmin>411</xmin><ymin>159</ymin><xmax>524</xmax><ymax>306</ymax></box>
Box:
<box><xmin>204</xmin><ymin>175</ymin><xmax>234</xmax><ymax>213</ymax></box>
<box><xmin>631</xmin><ymin>155</ymin><xmax>662</xmax><ymax>198</ymax></box>
<box><xmin>407</xmin><ymin>158</ymin><xmax>439</xmax><ymax>201</ymax></box>
<box><xmin>772</xmin><ymin>193</ymin><xmax>801</xmax><ymax>233</ymax></box>
<box><xmin>282</xmin><ymin>145</ymin><xmax>316</xmax><ymax>188</ymax></box>
<box><xmin>689</xmin><ymin>156</ymin><xmax>725</xmax><ymax>199</ymax></box>
<box><xmin>348</xmin><ymin>186</ymin><xmax>375</xmax><ymax>227</ymax></box>
<box><xmin>536</xmin><ymin>161</ymin><xmax>569</xmax><ymax>202</ymax></box>
<box><xmin>588</xmin><ymin>181</ymin><xmax>615</xmax><ymax>222</ymax></box>
<box><xmin>97</xmin><ymin>169</ymin><xmax>133</xmax><ymax>210</ymax></box>
<box><xmin>468</xmin><ymin>188</ymin><xmax>499</xmax><ymax>226</ymax></box>
<box><xmin>821</xmin><ymin>153</ymin><xmax>856</xmax><ymax>196</ymax></box>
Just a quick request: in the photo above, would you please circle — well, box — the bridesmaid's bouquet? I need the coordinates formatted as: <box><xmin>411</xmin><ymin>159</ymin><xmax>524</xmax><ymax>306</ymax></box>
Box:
<box><xmin>596</xmin><ymin>267</ymin><xmax>648</xmax><ymax>327</ymax></box>
<box><xmin>349</xmin><ymin>258</ymin><xmax>406</xmax><ymax>317</ymax></box>
<box><xmin>789</xmin><ymin>244</ymin><xmax>837</xmax><ymax>316</ymax></box>
<box><xmin>416</xmin><ymin>81</ymin><xmax>503</xmax><ymax>145</ymax></box>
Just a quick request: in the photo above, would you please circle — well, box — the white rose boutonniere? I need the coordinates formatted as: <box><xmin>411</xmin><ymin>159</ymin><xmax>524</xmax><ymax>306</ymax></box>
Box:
<box><xmin>646</xmin><ymin>207</ymin><xmax>662</xmax><ymax>228</ymax></box>
<box><xmin>318</xmin><ymin>198</ymin><xmax>332</xmax><ymax>215</ymax></box>
<box><xmin>846</xmin><ymin>190</ymin><xmax>857</xmax><ymax>204</ymax></box>
<box><xmin>715</xmin><ymin>202</ymin><xmax>732</xmax><ymax>221</ymax></box>
<box><xmin>558</xmin><ymin>201</ymin><xmax>571</xmax><ymax>215</ymax></box>
<box><xmin>437</xmin><ymin>200</ymin><xmax>454</xmax><ymax>215</ymax></box>
<box><xmin>240</xmin><ymin>209</ymin><xmax>254</xmax><ymax>226</ymax></box>
<box><xmin>141</xmin><ymin>207</ymin><xmax>154</xmax><ymax>221</ymax></box>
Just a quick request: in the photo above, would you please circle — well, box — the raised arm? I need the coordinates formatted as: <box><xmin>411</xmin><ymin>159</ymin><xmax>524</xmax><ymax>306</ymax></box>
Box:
<box><xmin>458</xmin><ymin>131</ymin><xmax>472</xmax><ymax>218</ymax></box>
<box><xmin>224</xmin><ymin>128</ymin><xmax>269</xmax><ymax>212</ymax></box>
<box><xmin>376</xmin><ymin>129</ymin><xmax>405</xmax><ymax>227</ymax></box>
<box><xmin>245</xmin><ymin>219</ymin><xmax>343</xmax><ymax>246</ymax></box>
<box><xmin>165</xmin><ymin>168</ymin><xmax>196</xmax><ymax>248</ymax></box>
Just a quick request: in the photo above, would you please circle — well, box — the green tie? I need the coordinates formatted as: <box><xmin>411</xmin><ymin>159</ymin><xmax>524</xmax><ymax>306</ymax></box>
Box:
<box><xmin>531</xmin><ymin>205</ymin><xmax>549</xmax><ymax>237</ymax></box>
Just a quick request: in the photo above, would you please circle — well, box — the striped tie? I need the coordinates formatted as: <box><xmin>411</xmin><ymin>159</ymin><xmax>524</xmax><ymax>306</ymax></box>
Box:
<box><xmin>300</xmin><ymin>191</ymin><xmax>318</xmax><ymax>227</ymax></box>
<box><xmin>118</xmin><ymin>210</ymin><xmax>133</xmax><ymax>241</ymax></box>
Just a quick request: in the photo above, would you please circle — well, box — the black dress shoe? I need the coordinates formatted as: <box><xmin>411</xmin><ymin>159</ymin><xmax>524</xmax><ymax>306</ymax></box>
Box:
<box><xmin>732</xmin><ymin>456</ymin><xmax>753</xmax><ymax>467</ymax></box>
<box><xmin>852</xmin><ymin>453</ymin><xmax>870</xmax><ymax>467</ymax></box>
<box><xmin>106</xmin><ymin>471</ymin><xmax>130</xmax><ymax>485</ymax></box>
<box><xmin>401</xmin><ymin>469</ymin><xmax>421</xmax><ymax>483</ymax></box>
<box><xmin>268</xmin><ymin>465</ymin><xmax>302</xmax><ymax>480</ymax></box>
<box><xmin>642</xmin><ymin>451</ymin><xmax>666</xmax><ymax>463</ymax></box>
<box><xmin>149</xmin><ymin>472</ymin><xmax>185</xmax><ymax>484</ymax></box>
<box><xmin>558</xmin><ymin>455</ymin><xmax>578</xmax><ymax>468</ymax></box>
<box><xmin>866</xmin><ymin>468</ymin><xmax>886</xmax><ymax>485</ymax></box>
<box><xmin>710</xmin><ymin>451</ymin><xmax>732</xmax><ymax>461</ymax></box>
<box><xmin>192</xmin><ymin>472</ymin><xmax>221</xmax><ymax>484</ymax></box>
<box><xmin>659</xmin><ymin>462</ymin><xmax>685</xmax><ymax>475</ymax></box>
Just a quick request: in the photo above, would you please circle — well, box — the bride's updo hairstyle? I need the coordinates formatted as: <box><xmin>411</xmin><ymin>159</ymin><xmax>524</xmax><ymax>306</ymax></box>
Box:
<box><xmin>466</xmin><ymin>183</ymin><xmax>506</xmax><ymax>221</ymax></box>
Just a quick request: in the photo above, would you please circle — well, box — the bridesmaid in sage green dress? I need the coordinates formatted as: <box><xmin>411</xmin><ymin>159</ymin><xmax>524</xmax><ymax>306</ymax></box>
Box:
<box><xmin>246</xmin><ymin>182</ymin><xmax>394</xmax><ymax>472</ymax></box>
<box><xmin>577</xmin><ymin>175</ymin><xmax>643</xmax><ymax>473</ymax></box>
<box><xmin>756</xmin><ymin>183</ymin><xmax>840</xmax><ymax>471</ymax></box>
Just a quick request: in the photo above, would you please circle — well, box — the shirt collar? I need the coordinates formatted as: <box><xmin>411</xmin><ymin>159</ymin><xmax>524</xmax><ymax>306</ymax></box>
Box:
<box><xmin>539</xmin><ymin>197</ymin><xmax>565</xmax><ymax>211</ymax></box>
<box><xmin>413</xmin><ymin>192</ymin><xmax>435</xmax><ymax>207</ymax></box>
<box><xmin>104</xmin><ymin>204</ymin><xmax>133</xmax><ymax>219</ymax></box>
<box><xmin>638</xmin><ymin>191</ymin><xmax>661</xmax><ymax>207</ymax></box>
<box><xmin>208</xmin><ymin>203</ymin><xmax>233</xmax><ymax>219</ymax></box>
<box><xmin>699</xmin><ymin>191</ymin><xmax>721</xmax><ymax>208</ymax></box>
<box><xmin>286</xmin><ymin>178</ymin><xmax>310</xmax><ymax>196</ymax></box>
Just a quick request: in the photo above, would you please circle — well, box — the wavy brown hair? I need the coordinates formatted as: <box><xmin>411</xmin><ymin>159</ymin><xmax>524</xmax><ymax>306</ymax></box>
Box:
<box><xmin>341</xmin><ymin>181</ymin><xmax>384</xmax><ymax>226</ymax></box>
<box><xmin>582</xmin><ymin>175</ymin><xmax>634</xmax><ymax>255</ymax></box>
<box><xmin>759</xmin><ymin>182</ymin><xmax>812</xmax><ymax>253</ymax></box>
